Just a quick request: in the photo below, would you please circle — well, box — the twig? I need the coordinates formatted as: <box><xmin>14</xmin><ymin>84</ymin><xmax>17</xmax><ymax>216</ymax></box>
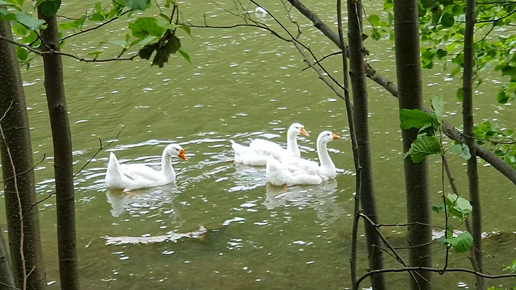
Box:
<box><xmin>0</xmin><ymin>154</ymin><xmax>46</xmax><ymax>184</ymax></box>
<box><xmin>0</xmin><ymin>101</ymin><xmax>27</xmax><ymax>290</ymax></box>
<box><xmin>301</xmin><ymin>51</ymin><xmax>341</xmax><ymax>72</ymax></box>
<box><xmin>73</xmin><ymin>126</ymin><xmax>125</xmax><ymax>178</ymax></box>
<box><xmin>377</xmin><ymin>222</ymin><xmax>445</xmax><ymax>229</ymax></box>
<box><xmin>23</xmin><ymin>127</ymin><xmax>124</xmax><ymax>219</ymax></box>
<box><xmin>359</xmin><ymin>213</ymin><xmax>421</xmax><ymax>287</ymax></box>
<box><xmin>0</xmin><ymin>281</ymin><xmax>19</xmax><ymax>290</ymax></box>
<box><xmin>356</xmin><ymin>266</ymin><xmax>516</xmax><ymax>288</ymax></box>
<box><xmin>0</xmin><ymin>35</ymin><xmax>137</xmax><ymax>62</ymax></box>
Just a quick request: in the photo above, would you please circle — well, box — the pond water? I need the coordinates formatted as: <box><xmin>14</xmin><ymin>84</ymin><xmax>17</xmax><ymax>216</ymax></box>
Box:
<box><xmin>1</xmin><ymin>0</ymin><xmax>516</xmax><ymax>289</ymax></box>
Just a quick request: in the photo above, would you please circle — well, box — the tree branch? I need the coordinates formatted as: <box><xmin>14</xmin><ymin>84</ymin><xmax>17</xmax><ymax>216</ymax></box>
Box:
<box><xmin>0</xmin><ymin>35</ymin><xmax>137</xmax><ymax>62</ymax></box>
<box><xmin>356</xmin><ymin>266</ymin><xmax>516</xmax><ymax>288</ymax></box>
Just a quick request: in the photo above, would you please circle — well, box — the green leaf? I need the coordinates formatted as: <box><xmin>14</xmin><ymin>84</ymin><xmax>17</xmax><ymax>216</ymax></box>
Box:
<box><xmin>400</xmin><ymin>109</ymin><xmax>435</xmax><ymax>129</ymax></box>
<box><xmin>87</xmin><ymin>51</ymin><xmax>103</xmax><ymax>57</ymax></box>
<box><xmin>16</xmin><ymin>12</ymin><xmax>46</xmax><ymax>30</ymax></box>
<box><xmin>497</xmin><ymin>90</ymin><xmax>509</xmax><ymax>104</ymax></box>
<box><xmin>501</xmin><ymin>65</ymin><xmax>516</xmax><ymax>76</ymax></box>
<box><xmin>445</xmin><ymin>194</ymin><xmax>472</xmax><ymax>219</ymax></box>
<box><xmin>503</xmin><ymin>260</ymin><xmax>516</xmax><ymax>273</ymax></box>
<box><xmin>40</xmin><ymin>0</ymin><xmax>61</xmax><ymax>17</ymax></box>
<box><xmin>405</xmin><ymin>135</ymin><xmax>441</xmax><ymax>163</ymax></box>
<box><xmin>456</xmin><ymin>88</ymin><xmax>463</xmax><ymax>101</ymax></box>
<box><xmin>441</xmin><ymin>13</ymin><xmax>455</xmax><ymax>27</ymax></box>
<box><xmin>129</xmin><ymin>17</ymin><xmax>167</xmax><ymax>38</ymax></box>
<box><xmin>0</xmin><ymin>9</ymin><xmax>16</xmax><ymax>21</ymax></box>
<box><xmin>109</xmin><ymin>40</ymin><xmax>128</xmax><ymax>47</ymax></box>
<box><xmin>58</xmin><ymin>16</ymin><xmax>85</xmax><ymax>30</ymax></box>
<box><xmin>158</xmin><ymin>12</ymin><xmax>170</xmax><ymax>22</ymax></box>
<box><xmin>444</xmin><ymin>232</ymin><xmax>473</xmax><ymax>253</ymax></box>
<box><xmin>368</xmin><ymin>14</ymin><xmax>380</xmax><ymax>26</ymax></box>
<box><xmin>119</xmin><ymin>0</ymin><xmax>150</xmax><ymax>11</ymax></box>
<box><xmin>179</xmin><ymin>25</ymin><xmax>192</xmax><ymax>39</ymax></box>
<box><xmin>178</xmin><ymin>48</ymin><xmax>191</xmax><ymax>63</ymax></box>
<box><xmin>89</xmin><ymin>12</ymin><xmax>106</xmax><ymax>22</ymax></box>
<box><xmin>95</xmin><ymin>1</ymin><xmax>102</xmax><ymax>12</ymax></box>
<box><xmin>432</xmin><ymin>205</ymin><xmax>445</xmax><ymax>213</ymax></box>
<box><xmin>16</xmin><ymin>47</ymin><xmax>28</xmax><ymax>60</ymax></box>
<box><xmin>165</xmin><ymin>0</ymin><xmax>175</xmax><ymax>8</ymax></box>
<box><xmin>430</xmin><ymin>95</ymin><xmax>443</xmax><ymax>124</ymax></box>
<box><xmin>152</xmin><ymin>33</ymin><xmax>181</xmax><ymax>68</ymax></box>
<box><xmin>138</xmin><ymin>42</ymin><xmax>158</xmax><ymax>59</ymax></box>
<box><xmin>0</xmin><ymin>0</ymin><xmax>21</xmax><ymax>10</ymax></box>
<box><xmin>449</xmin><ymin>143</ymin><xmax>471</xmax><ymax>160</ymax></box>
<box><xmin>371</xmin><ymin>29</ymin><xmax>381</xmax><ymax>41</ymax></box>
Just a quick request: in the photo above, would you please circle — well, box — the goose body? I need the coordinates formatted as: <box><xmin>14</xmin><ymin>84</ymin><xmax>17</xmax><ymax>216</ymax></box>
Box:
<box><xmin>266</xmin><ymin>131</ymin><xmax>339</xmax><ymax>186</ymax></box>
<box><xmin>230</xmin><ymin>123</ymin><xmax>309</xmax><ymax>166</ymax></box>
<box><xmin>105</xmin><ymin>144</ymin><xmax>187</xmax><ymax>191</ymax></box>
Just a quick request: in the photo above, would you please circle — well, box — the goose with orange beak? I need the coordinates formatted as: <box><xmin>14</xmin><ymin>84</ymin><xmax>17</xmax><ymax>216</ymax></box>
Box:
<box><xmin>106</xmin><ymin>144</ymin><xmax>187</xmax><ymax>192</ymax></box>
<box><xmin>230</xmin><ymin>123</ymin><xmax>310</xmax><ymax>166</ymax></box>
<box><xmin>266</xmin><ymin>131</ymin><xmax>340</xmax><ymax>186</ymax></box>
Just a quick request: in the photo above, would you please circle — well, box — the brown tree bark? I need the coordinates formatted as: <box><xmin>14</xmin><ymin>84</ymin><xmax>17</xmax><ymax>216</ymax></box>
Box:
<box><xmin>393</xmin><ymin>1</ymin><xmax>432</xmax><ymax>289</ymax></box>
<box><xmin>38</xmin><ymin>9</ymin><xmax>80</xmax><ymax>290</ymax></box>
<box><xmin>0</xmin><ymin>17</ymin><xmax>47</xmax><ymax>290</ymax></box>
<box><xmin>346</xmin><ymin>1</ymin><xmax>386</xmax><ymax>289</ymax></box>
<box><xmin>462</xmin><ymin>1</ymin><xmax>484</xmax><ymax>289</ymax></box>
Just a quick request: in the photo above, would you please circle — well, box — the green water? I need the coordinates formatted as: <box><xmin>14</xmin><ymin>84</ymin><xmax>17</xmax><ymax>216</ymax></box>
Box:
<box><xmin>1</xmin><ymin>0</ymin><xmax>516</xmax><ymax>289</ymax></box>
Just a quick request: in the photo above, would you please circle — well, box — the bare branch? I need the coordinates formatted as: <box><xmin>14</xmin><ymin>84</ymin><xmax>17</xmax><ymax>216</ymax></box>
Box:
<box><xmin>73</xmin><ymin>126</ymin><xmax>125</xmax><ymax>178</ymax></box>
<box><xmin>356</xmin><ymin>266</ymin><xmax>516</xmax><ymax>289</ymax></box>
<box><xmin>0</xmin><ymin>154</ymin><xmax>46</xmax><ymax>184</ymax></box>
<box><xmin>0</xmin><ymin>35</ymin><xmax>137</xmax><ymax>63</ymax></box>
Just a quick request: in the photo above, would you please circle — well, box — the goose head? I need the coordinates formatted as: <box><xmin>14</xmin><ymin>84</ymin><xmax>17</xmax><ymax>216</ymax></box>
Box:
<box><xmin>317</xmin><ymin>131</ymin><xmax>340</xmax><ymax>145</ymax></box>
<box><xmin>165</xmin><ymin>144</ymin><xmax>187</xmax><ymax>161</ymax></box>
<box><xmin>288</xmin><ymin>123</ymin><xmax>309</xmax><ymax>137</ymax></box>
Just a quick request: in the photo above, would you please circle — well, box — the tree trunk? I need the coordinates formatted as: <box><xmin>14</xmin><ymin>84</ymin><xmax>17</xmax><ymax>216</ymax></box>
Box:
<box><xmin>393</xmin><ymin>2</ymin><xmax>432</xmax><ymax>290</ymax></box>
<box><xmin>0</xmin><ymin>17</ymin><xmax>47</xmax><ymax>290</ymax></box>
<box><xmin>462</xmin><ymin>1</ymin><xmax>484</xmax><ymax>289</ymax></box>
<box><xmin>287</xmin><ymin>0</ymin><xmax>516</xmax><ymax>185</ymax></box>
<box><xmin>0</xmin><ymin>224</ymin><xmax>15</xmax><ymax>290</ymax></box>
<box><xmin>37</xmin><ymin>10</ymin><xmax>80</xmax><ymax>290</ymax></box>
<box><xmin>346</xmin><ymin>2</ymin><xmax>386</xmax><ymax>289</ymax></box>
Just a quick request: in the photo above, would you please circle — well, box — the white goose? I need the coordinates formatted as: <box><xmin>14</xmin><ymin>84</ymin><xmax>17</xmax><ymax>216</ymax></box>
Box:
<box><xmin>230</xmin><ymin>123</ymin><xmax>309</xmax><ymax>166</ymax></box>
<box><xmin>105</xmin><ymin>144</ymin><xmax>187</xmax><ymax>192</ymax></box>
<box><xmin>266</xmin><ymin>131</ymin><xmax>339</xmax><ymax>186</ymax></box>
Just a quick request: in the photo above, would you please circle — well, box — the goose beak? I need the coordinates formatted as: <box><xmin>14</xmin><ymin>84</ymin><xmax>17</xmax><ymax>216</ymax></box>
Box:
<box><xmin>332</xmin><ymin>133</ymin><xmax>340</xmax><ymax>140</ymax></box>
<box><xmin>178</xmin><ymin>149</ymin><xmax>187</xmax><ymax>161</ymax></box>
<box><xmin>300</xmin><ymin>127</ymin><xmax>309</xmax><ymax>137</ymax></box>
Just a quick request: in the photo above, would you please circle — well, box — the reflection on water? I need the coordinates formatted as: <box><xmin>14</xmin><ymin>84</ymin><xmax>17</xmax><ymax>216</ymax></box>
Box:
<box><xmin>105</xmin><ymin>183</ymin><xmax>180</xmax><ymax>218</ymax></box>
<box><xmin>264</xmin><ymin>180</ymin><xmax>346</xmax><ymax>225</ymax></box>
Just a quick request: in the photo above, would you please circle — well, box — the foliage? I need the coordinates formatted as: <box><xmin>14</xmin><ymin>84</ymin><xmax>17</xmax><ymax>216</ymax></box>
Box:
<box><xmin>0</xmin><ymin>0</ymin><xmax>191</xmax><ymax>68</ymax></box>
<box><xmin>399</xmin><ymin>95</ymin><xmax>471</xmax><ymax>162</ymax></box>
<box><xmin>474</xmin><ymin>121</ymin><xmax>516</xmax><ymax>169</ymax></box>
<box><xmin>401</xmin><ymin>96</ymin><xmax>474</xmax><ymax>253</ymax></box>
<box><xmin>373</xmin><ymin>0</ymin><xmax>516</xmax><ymax>171</ymax></box>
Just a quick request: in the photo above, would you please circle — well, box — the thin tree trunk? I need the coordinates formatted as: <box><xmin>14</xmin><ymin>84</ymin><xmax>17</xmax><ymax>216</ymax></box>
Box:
<box><xmin>462</xmin><ymin>1</ymin><xmax>484</xmax><ymax>289</ymax></box>
<box><xmin>37</xmin><ymin>10</ymin><xmax>80</xmax><ymax>290</ymax></box>
<box><xmin>346</xmin><ymin>2</ymin><xmax>386</xmax><ymax>289</ymax></box>
<box><xmin>287</xmin><ymin>0</ymin><xmax>516</xmax><ymax>185</ymax></box>
<box><xmin>0</xmin><ymin>224</ymin><xmax>15</xmax><ymax>290</ymax></box>
<box><xmin>393</xmin><ymin>2</ymin><xmax>432</xmax><ymax>290</ymax></box>
<box><xmin>0</xmin><ymin>17</ymin><xmax>47</xmax><ymax>290</ymax></box>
